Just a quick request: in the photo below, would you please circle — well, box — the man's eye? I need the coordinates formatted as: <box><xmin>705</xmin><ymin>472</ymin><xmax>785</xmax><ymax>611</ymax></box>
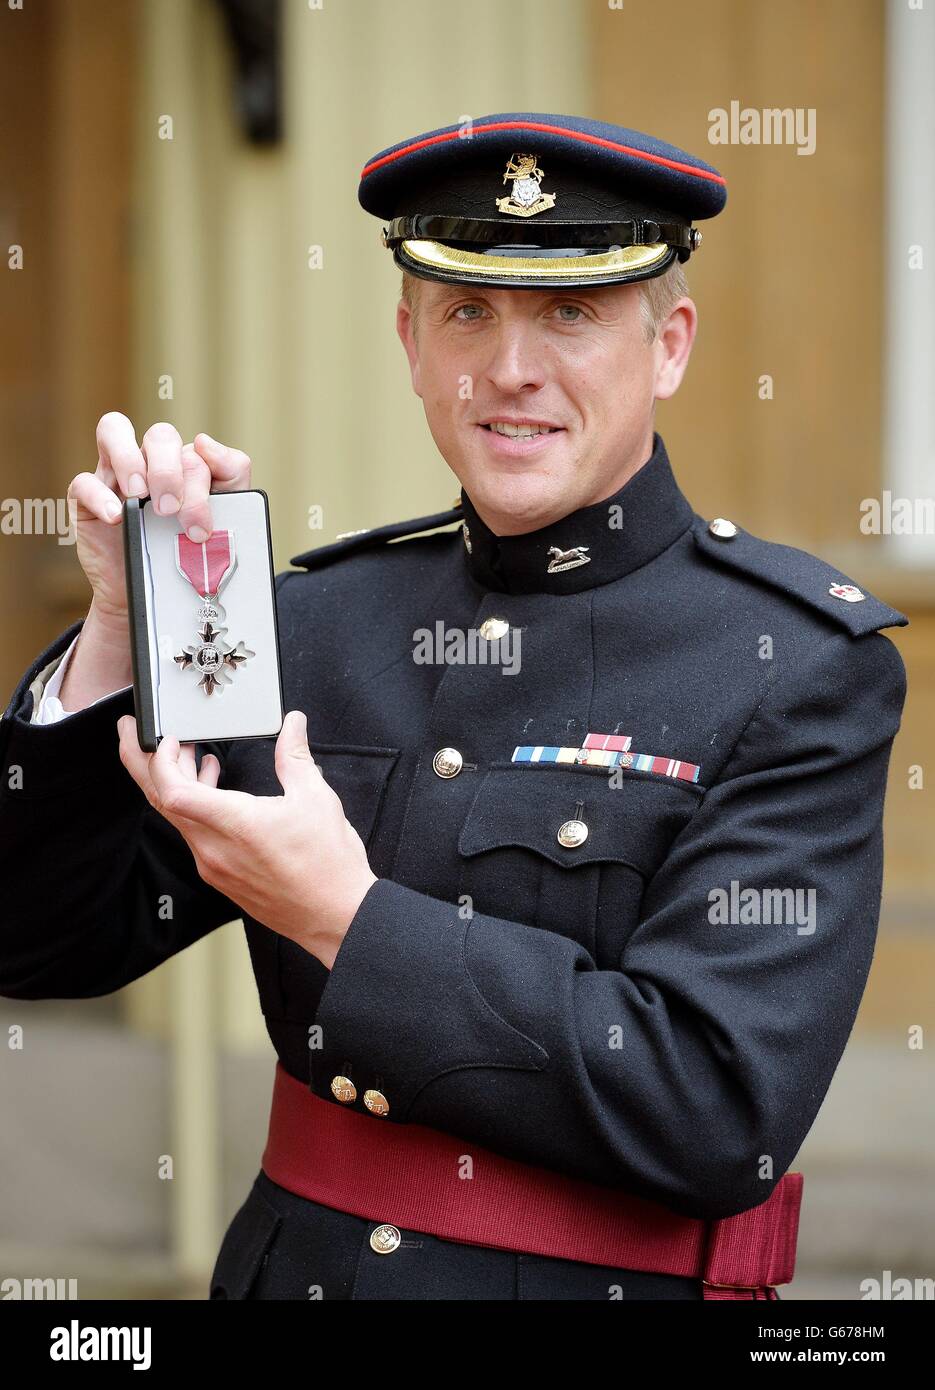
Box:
<box><xmin>454</xmin><ymin>303</ymin><xmax>485</xmax><ymax>320</ymax></box>
<box><xmin>555</xmin><ymin>303</ymin><xmax>585</xmax><ymax>322</ymax></box>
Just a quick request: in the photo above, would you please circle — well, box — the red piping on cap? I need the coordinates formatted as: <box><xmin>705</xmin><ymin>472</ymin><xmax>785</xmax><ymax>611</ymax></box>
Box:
<box><xmin>360</xmin><ymin>119</ymin><xmax>727</xmax><ymax>187</ymax></box>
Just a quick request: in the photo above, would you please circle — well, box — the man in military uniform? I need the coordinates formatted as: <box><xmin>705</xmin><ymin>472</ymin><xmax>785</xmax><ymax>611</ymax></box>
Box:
<box><xmin>0</xmin><ymin>114</ymin><xmax>907</xmax><ymax>1300</ymax></box>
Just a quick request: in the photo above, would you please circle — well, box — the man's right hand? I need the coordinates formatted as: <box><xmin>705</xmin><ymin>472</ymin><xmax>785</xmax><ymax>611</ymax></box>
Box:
<box><xmin>68</xmin><ymin>414</ymin><xmax>253</xmax><ymax>621</ymax></box>
<box><xmin>56</xmin><ymin>415</ymin><xmax>253</xmax><ymax>713</ymax></box>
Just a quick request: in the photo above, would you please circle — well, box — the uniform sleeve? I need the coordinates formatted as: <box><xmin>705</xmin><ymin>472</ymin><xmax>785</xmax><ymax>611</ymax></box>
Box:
<box><xmin>30</xmin><ymin>631</ymin><xmax>132</xmax><ymax>725</ymax></box>
<box><xmin>310</xmin><ymin>629</ymin><xmax>907</xmax><ymax>1221</ymax></box>
<box><xmin>0</xmin><ymin>623</ymin><xmax>240</xmax><ymax>1000</ymax></box>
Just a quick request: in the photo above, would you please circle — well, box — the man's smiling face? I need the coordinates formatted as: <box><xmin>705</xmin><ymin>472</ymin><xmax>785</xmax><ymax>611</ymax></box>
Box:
<box><xmin>396</xmin><ymin>275</ymin><xmax>697</xmax><ymax>536</ymax></box>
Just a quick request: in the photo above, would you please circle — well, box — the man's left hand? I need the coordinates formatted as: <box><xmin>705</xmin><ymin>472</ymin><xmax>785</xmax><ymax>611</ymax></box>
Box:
<box><xmin>116</xmin><ymin>709</ymin><xmax>377</xmax><ymax>969</ymax></box>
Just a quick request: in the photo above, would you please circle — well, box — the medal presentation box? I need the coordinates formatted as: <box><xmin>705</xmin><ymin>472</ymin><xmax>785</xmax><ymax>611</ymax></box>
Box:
<box><xmin>123</xmin><ymin>489</ymin><xmax>284</xmax><ymax>753</ymax></box>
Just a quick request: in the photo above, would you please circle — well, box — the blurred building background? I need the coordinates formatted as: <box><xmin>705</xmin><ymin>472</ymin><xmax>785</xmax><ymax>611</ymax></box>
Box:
<box><xmin>1</xmin><ymin>0</ymin><xmax>932</xmax><ymax>1298</ymax></box>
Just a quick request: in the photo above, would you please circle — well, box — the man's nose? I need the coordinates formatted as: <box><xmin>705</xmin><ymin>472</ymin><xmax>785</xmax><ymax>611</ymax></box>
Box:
<box><xmin>482</xmin><ymin>321</ymin><xmax>548</xmax><ymax>395</ymax></box>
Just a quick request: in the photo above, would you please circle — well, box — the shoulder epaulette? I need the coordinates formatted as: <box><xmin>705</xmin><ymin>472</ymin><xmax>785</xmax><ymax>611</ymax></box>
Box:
<box><xmin>691</xmin><ymin>515</ymin><xmax>908</xmax><ymax>636</ymax></box>
<box><xmin>289</xmin><ymin>505</ymin><xmax>463</xmax><ymax>571</ymax></box>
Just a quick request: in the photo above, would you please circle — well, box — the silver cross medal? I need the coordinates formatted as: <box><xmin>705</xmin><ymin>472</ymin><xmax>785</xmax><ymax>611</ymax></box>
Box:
<box><xmin>173</xmin><ymin>529</ymin><xmax>255</xmax><ymax>695</ymax></box>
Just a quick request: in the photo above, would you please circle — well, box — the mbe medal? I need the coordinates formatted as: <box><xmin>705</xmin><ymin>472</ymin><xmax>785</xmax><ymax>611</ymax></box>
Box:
<box><xmin>173</xmin><ymin>530</ymin><xmax>255</xmax><ymax>695</ymax></box>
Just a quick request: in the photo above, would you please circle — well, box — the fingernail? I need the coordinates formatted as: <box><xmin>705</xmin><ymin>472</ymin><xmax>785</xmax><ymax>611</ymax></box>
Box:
<box><xmin>157</xmin><ymin>494</ymin><xmax>181</xmax><ymax>515</ymax></box>
<box><xmin>105</xmin><ymin>499</ymin><xmax>122</xmax><ymax>520</ymax></box>
<box><xmin>187</xmin><ymin>525</ymin><xmax>209</xmax><ymax>542</ymax></box>
<box><xmin>127</xmin><ymin>473</ymin><xmax>147</xmax><ymax>497</ymax></box>
<box><xmin>198</xmin><ymin>433</ymin><xmax>220</xmax><ymax>451</ymax></box>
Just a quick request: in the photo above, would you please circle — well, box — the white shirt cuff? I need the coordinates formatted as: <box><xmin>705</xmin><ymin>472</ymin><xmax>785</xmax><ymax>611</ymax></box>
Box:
<box><xmin>31</xmin><ymin>633</ymin><xmax>132</xmax><ymax>724</ymax></box>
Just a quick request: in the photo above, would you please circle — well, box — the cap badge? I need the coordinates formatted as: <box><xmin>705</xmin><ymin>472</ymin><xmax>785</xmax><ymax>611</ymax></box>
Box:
<box><xmin>496</xmin><ymin>153</ymin><xmax>556</xmax><ymax>218</ymax></box>
<box><xmin>547</xmin><ymin>544</ymin><xmax>591</xmax><ymax>574</ymax></box>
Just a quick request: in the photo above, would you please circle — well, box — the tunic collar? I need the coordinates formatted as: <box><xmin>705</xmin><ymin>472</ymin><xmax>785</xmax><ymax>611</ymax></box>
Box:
<box><xmin>458</xmin><ymin>432</ymin><xmax>694</xmax><ymax>595</ymax></box>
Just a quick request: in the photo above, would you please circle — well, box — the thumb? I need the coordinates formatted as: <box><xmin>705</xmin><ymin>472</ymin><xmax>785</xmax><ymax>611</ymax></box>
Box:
<box><xmin>274</xmin><ymin>710</ymin><xmax>318</xmax><ymax>793</ymax></box>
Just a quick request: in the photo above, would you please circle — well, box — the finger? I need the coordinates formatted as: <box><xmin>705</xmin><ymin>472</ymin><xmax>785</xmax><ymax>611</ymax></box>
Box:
<box><xmin>96</xmin><ymin>412</ymin><xmax>147</xmax><ymax>500</ymax></box>
<box><xmin>141</xmin><ymin>421</ymin><xmax>184</xmax><ymax>517</ymax></box>
<box><xmin>177</xmin><ymin>741</ymin><xmax>200</xmax><ymax>782</ymax></box>
<box><xmin>192</xmin><ymin>433</ymin><xmax>252</xmax><ymax>492</ymax></box>
<box><xmin>274</xmin><ymin>710</ymin><xmax>321</xmax><ymax>796</ymax></box>
<box><xmin>116</xmin><ymin>715</ymin><xmax>159</xmax><ymax>802</ymax></box>
<box><xmin>197</xmin><ymin>752</ymin><xmax>221</xmax><ymax>788</ymax></box>
<box><xmin>147</xmin><ymin>734</ymin><xmax>240</xmax><ymax>826</ymax></box>
<box><xmin>178</xmin><ymin>443</ymin><xmax>215</xmax><ymax>542</ymax></box>
<box><xmin>67</xmin><ymin>471</ymin><xmax>124</xmax><ymax>529</ymax></box>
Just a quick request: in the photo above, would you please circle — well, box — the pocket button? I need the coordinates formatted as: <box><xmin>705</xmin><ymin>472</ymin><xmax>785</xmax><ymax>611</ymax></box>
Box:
<box><xmin>557</xmin><ymin>818</ymin><xmax>589</xmax><ymax>849</ymax></box>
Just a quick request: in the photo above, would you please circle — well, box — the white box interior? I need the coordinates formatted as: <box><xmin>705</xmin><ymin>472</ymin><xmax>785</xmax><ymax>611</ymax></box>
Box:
<box><xmin>139</xmin><ymin>492</ymin><xmax>283</xmax><ymax>743</ymax></box>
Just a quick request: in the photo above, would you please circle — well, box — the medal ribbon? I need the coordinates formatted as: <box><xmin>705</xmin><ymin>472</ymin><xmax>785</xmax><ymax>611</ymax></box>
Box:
<box><xmin>175</xmin><ymin>530</ymin><xmax>236</xmax><ymax>597</ymax></box>
<box><xmin>512</xmin><ymin>738</ymin><xmax>700</xmax><ymax>782</ymax></box>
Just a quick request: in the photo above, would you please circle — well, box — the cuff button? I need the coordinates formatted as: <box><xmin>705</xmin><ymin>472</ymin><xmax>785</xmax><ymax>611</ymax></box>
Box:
<box><xmin>330</xmin><ymin>1075</ymin><xmax>357</xmax><ymax>1104</ymax></box>
<box><xmin>364</xmin><ymin>1088</ymin><xmax>390</xmax><ymax>1117</ymax></box>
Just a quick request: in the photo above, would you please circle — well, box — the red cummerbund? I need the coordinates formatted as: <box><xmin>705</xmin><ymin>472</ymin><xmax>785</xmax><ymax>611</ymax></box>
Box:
<box><xmin>261</xmin><ymin>1061</ymin><xmax>802</xmax><ymax>1297</ymax></box>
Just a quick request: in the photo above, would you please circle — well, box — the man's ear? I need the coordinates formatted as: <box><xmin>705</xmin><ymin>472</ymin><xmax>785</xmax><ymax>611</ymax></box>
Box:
<box><xmin>396</xmin><ymin>300</ymin><xmax>423</xmax><ymax>398</ymax></box>
<box><xmin>652</xmin><ymin>297</ymin><xmax>697</xmax><ymax>403</ymax></box>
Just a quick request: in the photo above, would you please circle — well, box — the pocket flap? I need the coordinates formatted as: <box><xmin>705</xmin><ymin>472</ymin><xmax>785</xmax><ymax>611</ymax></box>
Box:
<box><xmin>458</xmin><ymin>762</ymin><xmax>702</xmax><ymax>878</ymax></box>
<box><xmin>306</xmin><ymin>741</ymin><xmax>399</xmax><ymax>848</ymax></box>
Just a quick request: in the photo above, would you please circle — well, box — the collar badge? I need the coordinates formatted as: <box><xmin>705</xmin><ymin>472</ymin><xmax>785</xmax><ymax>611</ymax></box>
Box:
<box><xmin>547</xmin><ymin>544</ymin><xmax>591</xmax><ymax>574</ymax></box>
<box><xmin>496</xmin><ymin>153</ymin><xmax>557</xmax><ymax>218</ymax></box>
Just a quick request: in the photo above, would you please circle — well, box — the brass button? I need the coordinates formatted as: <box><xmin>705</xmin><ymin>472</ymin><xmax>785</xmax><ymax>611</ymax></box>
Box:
<box><xmin>364</xmin><ymin>1088</ymin><xmax>390</xmax><ymax>1117</ymax></box>
<box><xmin>432</xmin><ymin>747</ymin><xmax>463</xmax><ymax>779</ymax></box>
<box><xmin>557</xmin><ymin>819</ymin><xmax>589</xmax><ymax>849</ymax></box>
<box><xmin>370</xmin><ymin>1223</ymin><xmax>401</xmax><ymax>1254</ymax></box>
<box><xmin>708</xmin><ymin>517</ymin><xmax>738</xmax><ymax>540</ymax></box>
<box><xmin>330</xmin><ymin>1075</ymin><xmax>357</xmax><ymax>1104</ymax></box>
<box><xmin>479</xmin><ymin>616</ymin><xmax>509</xmax><ymax>641</ymax></box>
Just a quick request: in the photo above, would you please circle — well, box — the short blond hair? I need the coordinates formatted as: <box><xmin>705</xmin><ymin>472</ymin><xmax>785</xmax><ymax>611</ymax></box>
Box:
<box><xmin>400</xmin><ymin>257</ymin><xmax>688</xmax><ymax>343</ymax></box>
<box><xmin>636</xmin><ymin>258</ymin><xmax>689</xmax><ymax>341</ymax></box>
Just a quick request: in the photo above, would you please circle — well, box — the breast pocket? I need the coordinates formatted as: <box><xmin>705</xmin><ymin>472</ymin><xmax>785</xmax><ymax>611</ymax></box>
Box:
<box><xmin>221</xmin><ymin>738</ymin><xmax>399</xmax><ymax>853</ymax></box>
<box><xmin>306</xmin><ymin>741</ymin><xmax>400</xmax><ymax>850</ymax></box>
<box><xmin>242</xmin><ymin>741</ymin><xmax>400</xmax><ymax>1021</ymax></box>
<box><xmin>457</xmin><ymin>762</ymin><xmax>704</xmax><ymax>963</ymax></box>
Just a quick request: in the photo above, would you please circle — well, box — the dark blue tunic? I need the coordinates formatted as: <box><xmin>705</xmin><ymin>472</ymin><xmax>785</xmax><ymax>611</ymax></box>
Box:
<box><xmin>0</xmin><ymin>434</ymin><xmax>907</xmax><ymax>1299</ymax></box>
